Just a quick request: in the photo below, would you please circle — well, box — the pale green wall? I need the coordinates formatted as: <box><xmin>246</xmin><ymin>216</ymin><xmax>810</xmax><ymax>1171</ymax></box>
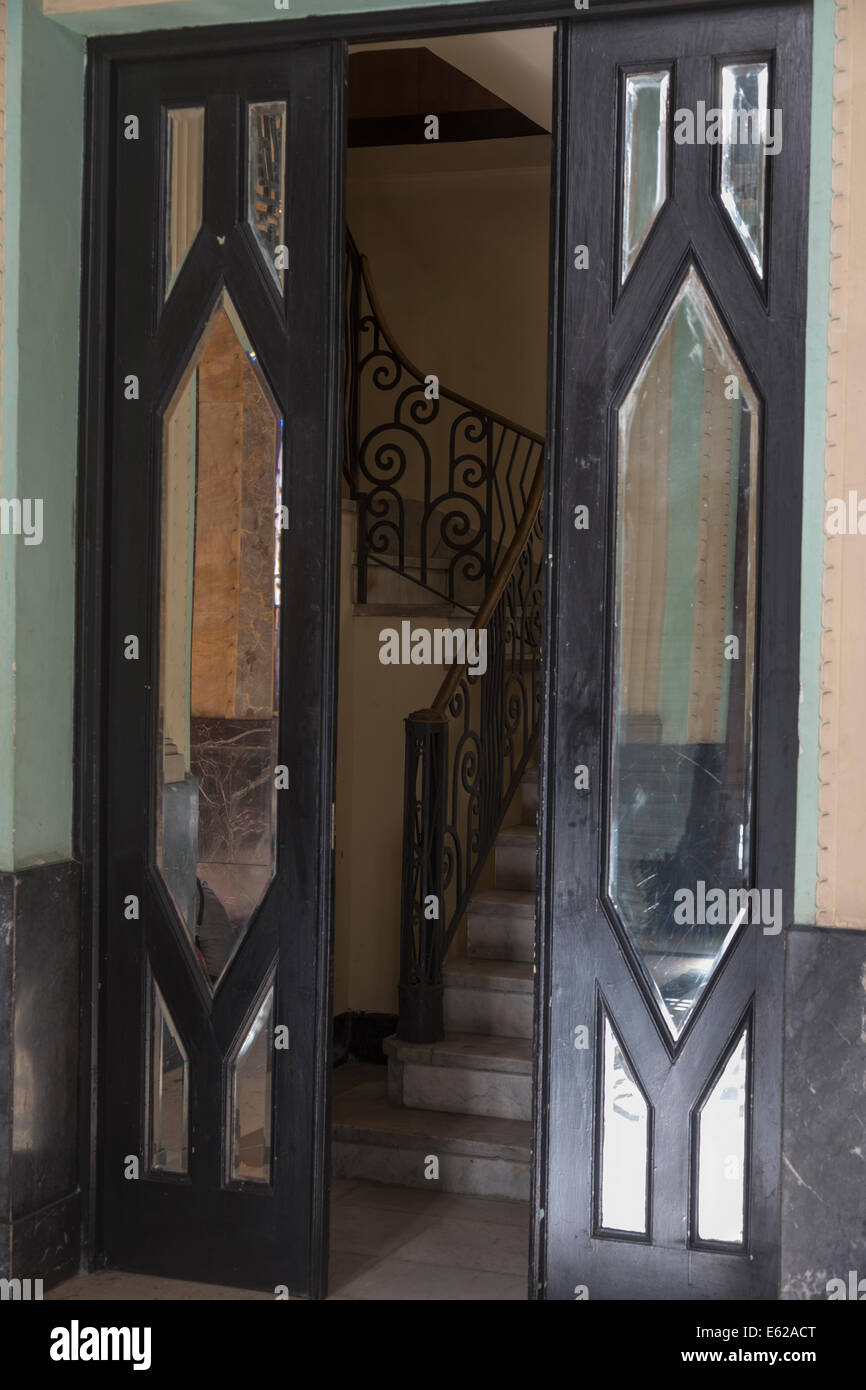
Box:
<box><xmin>42</xmin><ymin>0</ymin><xmax>477</xmax><ymax>38</ymax></box>
<box><xmin>0</xmin><ymin>1</ymin><xmax>85</xmax><ymax>869</ymax></box>
<box><xmin>0</xmin><ymin>0</ymin><xmax>833</xmax><ymax>904</ymax></box>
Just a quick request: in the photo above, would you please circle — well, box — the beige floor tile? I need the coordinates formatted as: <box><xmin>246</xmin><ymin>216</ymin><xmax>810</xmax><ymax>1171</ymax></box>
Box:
<box><xmin>393</xmin><ymin>1217</ymin><xmax>528</xmax><ymax>1275</ymax></box>
<box><xmin>328</xmin><ymin>1200</ymin><xmax>430</xmax><ymax>1257</ymax></box>
<box><xmin>333</xmin><ymin>1256</ymin><xmax>526</xmax><ymax>1301</ymax></box>
<box><xmin>331</xmin><ymin>1179</ymin><xmax>440</xmax><ymax>1215</ymax></box>
<box><xmin>425</xmin><ymin>1191</ymin><xmax>530</xmax><ymax>1227</ymax></box>
<box><xmin>47</xmin><ymin>1271</ymin><xmax>270</xmax><ymax>1301</ymax></box>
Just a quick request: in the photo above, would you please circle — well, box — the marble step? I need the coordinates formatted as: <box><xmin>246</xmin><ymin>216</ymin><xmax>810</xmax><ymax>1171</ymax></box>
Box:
<box><xmin>443</xmin><ymin>956</ymin><xmax>533</xmax><ymax>1039</ymax></box>
<box><xmin>467</xmin><ymin>889</ymin><xmax>535</xmax><ymax>963</ymax></box>
<box><xmin>332</xmin><ymin>1081</ymin><xmax>530</xmax><ymax>1201</ymax></box>
<box><xmin>353</xmin><ymin>601</ymin><xmax>470</xmax><ymax>619</ymax></box>
<box><xmin>521</xmin><ymin>766</ymin><xmax>538</xmax><ymax>821</ymax></box>
<box><xmin>494</xmin><ymin>824</ymin><xmax>538</xmax><ymax>893</ymax></box>
<box><xmin>385</xmin><ymin>1032</ymin><xmax>532</xmax><ymax>1122</ymax></box>
<box><xmin>359</xmin><ymin>555</ymin><xmax>483</xmax><ymax>610</ymax></box>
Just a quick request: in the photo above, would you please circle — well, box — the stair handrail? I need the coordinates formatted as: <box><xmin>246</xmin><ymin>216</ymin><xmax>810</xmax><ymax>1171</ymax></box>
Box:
<box><xmin>344</xmin><ymin>233</ymin><xmax>545</xmax><ymax>608</ymax></box>
<box><xmin>398</xmin><ymin>450</ymin><xmax>544</xmax><ymax>1042</ymax></box>
<box><xmin>430</xmin><ymin>458</ymin><xmax>544</xmax><ymax>717</ymax></box>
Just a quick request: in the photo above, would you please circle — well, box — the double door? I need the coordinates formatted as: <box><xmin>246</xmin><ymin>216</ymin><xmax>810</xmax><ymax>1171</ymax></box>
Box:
<box><xmin>94</xmin><ymin>3</ymin><xmax>810</xmax><ymax>1298</ymax></box>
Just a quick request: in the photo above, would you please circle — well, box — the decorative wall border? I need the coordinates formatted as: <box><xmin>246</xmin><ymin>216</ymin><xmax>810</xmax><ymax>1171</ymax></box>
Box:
<box><xmin>816</xmin><ymin>0</ymin><xmax>866</xmax><ymax>929</ymax></box>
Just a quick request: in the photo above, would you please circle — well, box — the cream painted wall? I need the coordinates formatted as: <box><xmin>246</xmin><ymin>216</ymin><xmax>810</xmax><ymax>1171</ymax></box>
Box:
<box><xmin>817</xmin><ymin>0</ymin><xmax>866</xmax><ymax>929</ymax></box>
<box><xmin>333</xmin><ymin>524</ymin><xmax>523</xmax><ymax>1015</ymax></box>
<box><xmin>334</xmin><ymin>506</ymin><xmax>475</xmax><ymax>1015</ymax></box>
<box><xmin>347</xmin><ymin>136</ymin><xmax>551</xmax><ymax>437</ymax></box>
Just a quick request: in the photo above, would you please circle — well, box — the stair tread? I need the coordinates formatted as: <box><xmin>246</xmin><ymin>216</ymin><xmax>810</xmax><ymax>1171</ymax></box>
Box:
<box><xmin>333</xmin><ymin>1081</ymin><xmax>531</xmax><ymax>1159</ymax></box>
<box><xmin>443</xmin><ymin>956</ymin><xmax>533</xmax><ymax>992</ymax></box>
<box><xmin>353</xmin><ymin>602</ymin><xmax>471</xmax><ymax>618</ymax></box>
<box><xmin>469</xmin><ymin>889</ymin><xmax>535</xmax><ymax>918</ymax></box>
<box><xmin>496</xmin><ymin>824</ymin><xmax>538</xmax><ymax>847</ymax></box>
<box><xmin>386</xmin><ymin>1031</ymin><xmax>532</xmax><ymax>1074</ymax></box>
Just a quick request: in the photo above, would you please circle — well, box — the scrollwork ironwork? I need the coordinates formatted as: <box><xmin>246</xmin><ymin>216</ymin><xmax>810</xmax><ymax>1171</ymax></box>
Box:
<box><xmin>345</xmin><ymin>234</ymin><xmax>544</xmax><ymax>609</ymax></box>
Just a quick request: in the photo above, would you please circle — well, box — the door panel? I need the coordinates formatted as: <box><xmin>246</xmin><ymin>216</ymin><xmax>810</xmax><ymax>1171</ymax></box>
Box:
<box><xmin>100</xmin><ymin>42</ymin><xmax>343</xmax><ymax>1294</ymax></box>
<box><xmin>537</xmin><ymin>4</ymin><xmax>810</xmax><ymax>1300</ymax></box>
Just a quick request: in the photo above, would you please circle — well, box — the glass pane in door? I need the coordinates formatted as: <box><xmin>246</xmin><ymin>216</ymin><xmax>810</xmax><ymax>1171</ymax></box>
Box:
<box><xmin>165</xmin><ymin>106</ymin><xmax>204</xmax><ymax>297</ymax></box>
<box><xmin>151</xmin><ymin>983</ymin><xmax>189</xmax><ymax>1173</ymax></box>
<box><xmin>621</xmin><ymin>69</ymin><xmax>670</xmax><ymax>282</ymax></box>
<box><xmin>608</xmin><ymin>266</ymin><xmax>759</xmax><ymax>1038</ymax></box>
<box><xmin>719</xmin><ymin>62</ymin><xmax>770</xmax><ymax>278</ymax></box>
<box><xmin>696</xmin><ymin>1026</ymin><xmax>749</xmax><ymax>1243</ymax></box>
<box><xmin>229</xmin><ymin>986</ymin><xmax>275</xmax><ymax>1183</ymax></box>
<box><xmin>248</xmin><ymin>101</ymin><xmax>287</xmax><ymax>291</ymax></box>
<box><xmin>156</xmin><ymin>293</ymin><xmax>284</xmax><ymax>990</ymax></box>
<box><xmin>599</xmin><ymin>1014</ymin><xmax>650</xmax><ymax>1234</ymax></box>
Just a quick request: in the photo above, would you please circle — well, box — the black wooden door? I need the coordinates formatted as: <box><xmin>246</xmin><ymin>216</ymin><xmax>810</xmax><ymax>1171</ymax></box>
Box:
<box><xmin>100</xmin><ymin>41</ymin><xmax>343</xmax><ymax>1294</ymax></box>
<box><xmin>536</xmin><ymin>4</ymin><xmax>810</xmax><ymax>1300</ymax></box>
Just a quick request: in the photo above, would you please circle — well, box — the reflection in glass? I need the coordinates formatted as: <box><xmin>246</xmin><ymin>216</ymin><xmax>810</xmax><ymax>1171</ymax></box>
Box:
<box><xmin>156</xmin><ymin>293</ymin><xmax>283</xmax><ymax>990</ymax></box>
<box><xmin>621</xmin><ymin>70</ymin><xmax>670</xmax><ymax>283</ymax></box>
<box><xmin>248</xmin><ymin>101</ymin><xmax>287</xmax><ymax>290</ymax></box>
<box><xmin>230</xmin><ymin>986</ymin><xmax>274</xmax><ymax>1183</ymax></box>
<box><xmin>609</xmin><ymin>266</ymin><xmax>759</xmax><ymax>1038</ymax></box>
<box><xmin>720</xmin><ymin>63</ymin><xmax>769</xmax><ymax>277</ymax></box>
<box><xmin>151</xmin><ymin>983</ymin><xmax>189</xmax><ymax>1173</ymax></box>
<box><xmin>697</xmin><ymin>1028</ymin><xmax>748</xmax><ymax>1243</ymax></box>
<box><xmin>165</xmin><ymin>106</ymin><xmax>204</xmax><ymax>298</ymax></box>
<box><xmin>600</xmin><ymin>1016</ymin><xmax>649</xmax><ymax>1233</ymax></box>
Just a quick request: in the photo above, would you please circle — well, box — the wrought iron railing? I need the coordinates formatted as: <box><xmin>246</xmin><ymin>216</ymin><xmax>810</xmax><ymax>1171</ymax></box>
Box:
<box><xmin>344</xmin><ymin>233</ymin><xmax>545</xmax><ymax>610</ymax></box>
<box><xmin>398</xmin><ymin>463</ymin><xmax>544</xmax><ymax>1042</ymax></box>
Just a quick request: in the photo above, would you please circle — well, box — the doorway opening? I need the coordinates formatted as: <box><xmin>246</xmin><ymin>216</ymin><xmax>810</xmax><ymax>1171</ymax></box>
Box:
<box><xmin>330</xmin><ymin>26</ymin><xmax>553</xmax><ymax>1299</ymax></box>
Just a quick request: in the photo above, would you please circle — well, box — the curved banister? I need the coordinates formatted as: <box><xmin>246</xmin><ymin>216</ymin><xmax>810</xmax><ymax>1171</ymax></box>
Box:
<box><xmin>344</xmin><ymin>233</ymin><xmax>545</xmax><ymax>610</ymax></box>
<box><xmin>396</xmin><ymin>417</ymin><xmax>545</xmax><ymax>1042</ymax></box>
<box><xmin>430</xmin><ymin>453</ymin><xmax>544</xmax><ymax>718</ymax></box>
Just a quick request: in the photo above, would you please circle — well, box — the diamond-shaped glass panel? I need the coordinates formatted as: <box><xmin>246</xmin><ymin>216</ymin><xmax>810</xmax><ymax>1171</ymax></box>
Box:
<box><xmin>248</xmin><ymin>101</ymin><xmax>287</xmax><ymax>291</ymax></box>
<box><xmin>621</xmin><ymin>69</ymin><xmax>670</xmax><ymax>283</ymax></box>
<box><xmin>229</xmin><ymin>985</ymin><xmax>274</xmax><ymax>1183</ymax></box>
<box><xmin>696</xmin><ymin>1026</ymin><xmax>748</xmax><ymax>1243</ymax></box>
<box><xmin>600</xmin><ymin>1014</ymin><xmax>649</xmax><ymax>1234</ymax></box>
<box><xmin>719</xmin><ymin>63</ymin><xmax>769</xmax><ymax>278</ymax></box>
<box><xmin>165</xmin><ymin>106</ymin><xmax>204</xmax><ymax>299</ymax></box>
<box><xmin>150</xmin><ymin>982</ymin><xmax>189</xmax><ymax>1173</ymax></box>
<box><xmin>609</xmin><ymin>267</ymin><xmax>759</xmax><ymax>1038</ymax></box>
<box><xmin>156</xmin><ymin>293</ymin><xmax>284</xmax><ymax>991</ymax></box>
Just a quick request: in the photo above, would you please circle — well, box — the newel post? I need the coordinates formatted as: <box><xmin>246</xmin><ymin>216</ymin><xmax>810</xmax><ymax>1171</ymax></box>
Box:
<box><xmin>398</xmin><ymin>708</ymin><xmax>447</xmax><ymax>1043</ymax></box>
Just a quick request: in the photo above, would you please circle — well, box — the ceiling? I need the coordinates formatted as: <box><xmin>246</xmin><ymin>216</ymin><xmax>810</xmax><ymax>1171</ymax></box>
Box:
<box><xmin>348</xmin><ymin>28</ymin><xmax>555</xmax><ymax>134</ymax></box>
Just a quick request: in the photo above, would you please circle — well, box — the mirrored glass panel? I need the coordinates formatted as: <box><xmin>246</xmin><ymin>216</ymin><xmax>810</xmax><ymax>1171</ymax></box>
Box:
<box><xmin>696</xmin><ymin>1027</ymin><xmax>748</xmax><ymax>1243</ymax></box>
<box><xmin>621</xmin><ymin>70</ymin><xmax>670</xmax><ymax>283</ymax></box>
<box><xmin>600</xmin><ymin>1015</ymin><xmax>649</xmax><ymax>1233</ymax></box>
<box><xmin>719</xmin><ymin>63</ymin><xmax>769</xmax><ymax>278</ymax></box>
<box><xmin>156</xmin><ymin>293</ymin><xmax>283</xmax><ymax>990</ymax></box>
<box><xmin>248</xmin><ymin>101</ymin><xmax>287</xmax><ymax>291</ymax></box>
<box><xmin>230</xmin><ymin>986</ymin><xmax>274</xmax><ymax>1183</ymax></box>
<box><xmin>151</xmin><ymin>983</ymin><xmax>189</xmax><ymax>1173</ymax></box>
<box><xmin>165</xmin><ymin>106</ymin><xmax>204</xmax><ymax>298</ymax></box>
<box><xmin>609</xmin><ymin>266</ymin><xmax>759</xmax><ymax>1038</ymax></box>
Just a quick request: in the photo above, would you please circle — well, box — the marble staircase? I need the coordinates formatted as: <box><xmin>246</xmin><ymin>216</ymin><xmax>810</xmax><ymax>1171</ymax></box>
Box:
<box><xmin>332</xmin><ymin>764</ymin><xmax>538</xmax><ymax>1201</ymax></box>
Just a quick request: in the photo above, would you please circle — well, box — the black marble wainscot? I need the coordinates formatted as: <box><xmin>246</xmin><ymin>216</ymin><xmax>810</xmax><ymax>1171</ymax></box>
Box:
<box><xmin>781</xmin><ymin>925</ymin><xmax>866</xmax><ymax>1299</ymax></box>
<box><xmin>0</xmin><ymin>860</ymin><xmax>81</xmax><ymax>1286</ymax></box>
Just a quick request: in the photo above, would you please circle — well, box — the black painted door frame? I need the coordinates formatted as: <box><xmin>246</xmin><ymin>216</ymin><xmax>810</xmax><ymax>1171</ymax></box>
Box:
<box><xmin>533</xmin><ymin>2</ymin><xmax>810</xmax><ymax>1300</ymax></box>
